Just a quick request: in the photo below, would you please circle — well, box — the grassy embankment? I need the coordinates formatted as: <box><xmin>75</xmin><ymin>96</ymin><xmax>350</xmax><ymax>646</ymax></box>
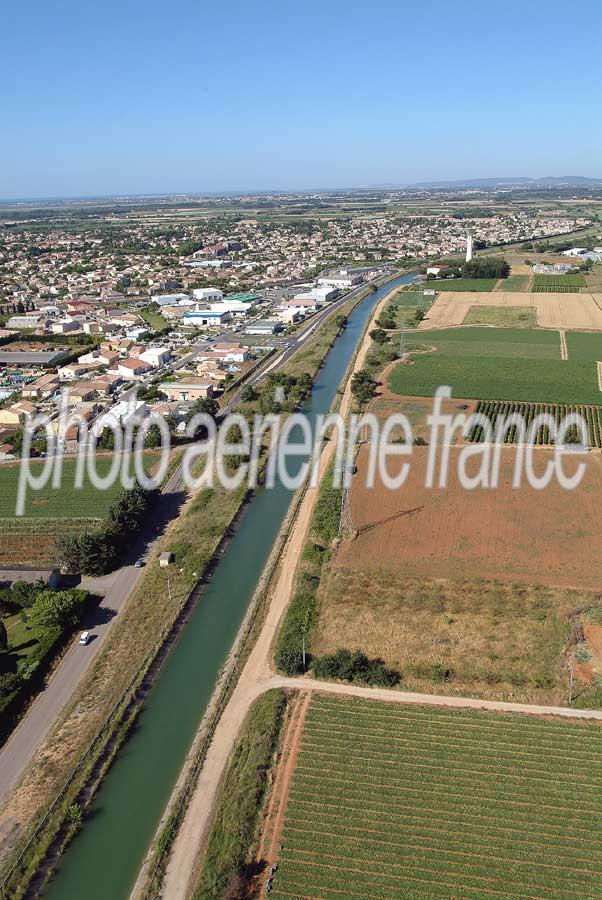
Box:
<box><xmin>192</xmin><ymin>690</ymin><xmax>287</xmax><ymax>899</ymax></box>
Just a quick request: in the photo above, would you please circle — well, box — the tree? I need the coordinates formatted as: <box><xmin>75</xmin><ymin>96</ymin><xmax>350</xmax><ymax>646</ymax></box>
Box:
<box><xmin>369</xmin><ymin>328</ymin><xmax>388</xmax><ymax>344</ymax></box>
<box><xmin>28</xmin><ymin>589</ymin><xmax>88</xmax><ymax>631</ymax></box>
<box><xmin>0</xmin><ymin>619</ymin><xmax>7</xmax><ymax>652</ymax></box>
<box><xmin>351</xmin><ymin>370</ymin><xmax>377</xmax><ymax>404</ymax></box>
<box><xmin>240</xmin><ymin>384</ymin><xmax>258</xmax><ymax>403</ymax></box>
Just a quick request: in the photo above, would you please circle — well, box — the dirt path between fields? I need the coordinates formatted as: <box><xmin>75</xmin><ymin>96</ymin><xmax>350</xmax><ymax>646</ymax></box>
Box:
<box><xmin>257</xmin><ymin>690</ymin><xmax>311</xmax><ymax>889</ymax></box>
<box><xmin>160</xmin><ymin>286</ymin><xmax>602</xmax><ymax>900</ymax></box>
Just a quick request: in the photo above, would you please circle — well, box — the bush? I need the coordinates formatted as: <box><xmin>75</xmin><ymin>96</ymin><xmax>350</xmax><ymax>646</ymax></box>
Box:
<box><xmin>313</xmin><ymin>649</ymin><xmax>400</xmax><ymax>687</ymax></box>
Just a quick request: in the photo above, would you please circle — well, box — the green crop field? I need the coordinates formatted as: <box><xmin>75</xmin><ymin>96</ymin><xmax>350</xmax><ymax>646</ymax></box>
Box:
<box><xmin>533</xmin><ymin>274</ymin><xmax>586</xmax><ymax>292</ymax></box>
<box><xmin>468</xmin><ymin>399</ymin><xmax>602</xmax><ymax>446</ymax></box>
<box><xmin>0</xmin><ymin>453</ymin><xmax>157</xmax><ymax>519</ymax></box>
<box><xmin>463</xmin><ymin>305</ymin><xmax>536</xmax><ymax>327</ymax></box>
<box><xmin>498</xmin><ymin>274</ymin><xmax>530</xmax><ymax>291</ymax></box>
<box><xmin>422</xmin><ymin>277</ymin><xmax>496</xmax><ymax>292</ymax></box>
<box><xmin>566</xmin><ymin>331</ymin><xmax>602</xmax><ymax>360</ymax></box>
<box><xmin>271</xmin><ymin>694</ymin><xmax>602</xmax><ymax>900</ymax></box>
<box><xmin>390</xmin><ymin>327</ymin><xmax>602</xmax><ymax>404</ymax></box>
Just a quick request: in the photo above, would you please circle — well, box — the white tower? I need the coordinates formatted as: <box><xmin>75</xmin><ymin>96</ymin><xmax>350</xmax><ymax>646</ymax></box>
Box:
<box><xmin>465</xmin><ymin>229</ymin><xmax>474</xmax><ymax>263</ymax></box>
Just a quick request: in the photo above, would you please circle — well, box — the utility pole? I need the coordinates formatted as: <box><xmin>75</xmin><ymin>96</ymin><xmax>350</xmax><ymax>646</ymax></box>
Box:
<box><xmin>568</xmin><ymin>653</ymin><xmax>575</xmax><ymax>704</ymax></box>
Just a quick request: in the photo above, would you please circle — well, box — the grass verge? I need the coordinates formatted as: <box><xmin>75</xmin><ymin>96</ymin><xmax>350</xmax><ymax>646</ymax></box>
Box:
<box><xmin>192</xmin><ymin>690</ymin><xmax>287</xmax><ymax>900</ymax></box>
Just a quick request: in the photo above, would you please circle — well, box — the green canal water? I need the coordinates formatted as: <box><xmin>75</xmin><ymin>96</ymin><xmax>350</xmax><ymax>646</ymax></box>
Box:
<box><xmin>43</xmin><ymin>273</ymin><xmax>415</xmax><ymax>899</ymax></box>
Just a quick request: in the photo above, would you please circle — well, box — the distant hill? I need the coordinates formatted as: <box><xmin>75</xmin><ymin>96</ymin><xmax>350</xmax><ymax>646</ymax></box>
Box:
<box><xmin>405</xmin><ymin>176</ymin><xmax>602</xmax><ymax>190</ymax></box>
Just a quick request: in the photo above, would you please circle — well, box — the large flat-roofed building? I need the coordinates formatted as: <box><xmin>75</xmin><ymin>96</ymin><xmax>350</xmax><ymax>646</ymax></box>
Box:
<box><xmin>159</xmin><ymin>380</ymin><xmax>215</xmax><ymax>401</ymax></box>
<box><xmin>182</xmin><ymin>309</ymin><xmax>231</xmax><ymax>327</ymax></box>
<box><xmin>245</xmin><ymin>319</ymin><xmax>283</xmax><ymax>335</ymax></box>
<box><xmin>0</xmin><ymin>349</ymin><xmax>69</xmax><ymax>367</ymax></box>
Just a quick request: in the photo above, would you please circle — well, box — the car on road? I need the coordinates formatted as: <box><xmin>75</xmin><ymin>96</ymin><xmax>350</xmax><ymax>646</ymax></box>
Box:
<box><xmin>134</xmin><ymin>558</ymin><xmax>145</xmax><ymax>568</ymax></box>
<box><xmin>79</xmin><ymin>631</ymin><xmax>91</xmax><ymax>646</ymax></box>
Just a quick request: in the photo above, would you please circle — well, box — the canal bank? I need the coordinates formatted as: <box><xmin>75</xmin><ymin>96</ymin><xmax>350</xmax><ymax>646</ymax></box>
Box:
<box><xmin>41</xmin><ymin>272</ymin><xmax>416</xmax><ymax>900</ymax></box>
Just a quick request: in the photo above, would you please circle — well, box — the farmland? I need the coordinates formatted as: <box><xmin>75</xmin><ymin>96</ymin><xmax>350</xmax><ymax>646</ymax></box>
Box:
<box><xmin>334</xmin><ymin>446</ymin><xmax>602</xmax><ymax>591</ymax></box>
<box><xmin>420</xmin><ymin>290</ymin><xmax>602</xmax><ymax>331</ymax></box>
<box><xmin>468</xmin><ymin>399</ymin><xmax>602</xmax><ymax>446</ymax></box>
<box><xmin>389</xmin><ymin>327</ymin><xmax>602</xmax><ymax>404</ymax></box>
<box><xmin>533</xmin><ymin>273</ymin><xmax>586</xmax><ymax>292</ymax></box>
<box><xmin>269</xmin><ymin>694</ymin><xmax>602</xmax><ymax>900</ymax></box>
<box><xmin>0</xmin><ymin>453</ymin><xmax>157</xmax><ymax>519</ymax></box>
<box><xmin>494</xmin><ymin>274</ymin><xmax>530</xmax><ymax>291</ymax></box>
<box><xmin>0</xmin><ymin>518</ymin><xmax>101</xmax><ymax>566</ymax></box>
<box><xmin>421</xmin><ymin>277</ymin><xmax>496</xmax><ymax>292</ymax></box>
<box><xmin>462</xmin><ymin>305</ymin><xmax>536</xmax><ymax>327</ymax></box>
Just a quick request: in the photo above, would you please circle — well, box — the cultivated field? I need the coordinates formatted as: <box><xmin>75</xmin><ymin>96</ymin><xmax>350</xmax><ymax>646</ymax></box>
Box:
<box><xmin>494</xmin><ymin>274</ymin><xmax>530</xmax><ymax>291</ymax></box>
<box><xmin>269</xmin><ymin>694</ymin><xmax>602</xmax><ymax>899</ymax></box>
<box><xmin>533</xmin><ymin>273</ymin><xmax>586</xmax><ymax>292</ymax></box>
<box><xmin>421</xmin><ymin>277</ymin><xmax>497</xmax><ymax>292</ymax></box>
<box><xmin>468</xmin><ymin>399</ymin><xmax>602</xmax><ymax>447</ymax></box>
<box><xmin>420</xmin><ymin>290</ymin><xmax>602</xmax><ymax>331</ymax></box>
<box><xmin>336</xmin><ymin>446</ymin><xmax>602</xmax><ymax>590</ymax></box>
<box><xmin>0</xmin><ymin>518</ymin><xmax>101</xmax><ymax>566</ymax></box>
<box><xmin>390</xmin><ymin>327</ymin><xmax>602</xmax><ymax>404</ymax></box>
<box><xmin>463</xmin><ymin>305</ymin><xmax>536</xmax><ymax>327</ymax></box>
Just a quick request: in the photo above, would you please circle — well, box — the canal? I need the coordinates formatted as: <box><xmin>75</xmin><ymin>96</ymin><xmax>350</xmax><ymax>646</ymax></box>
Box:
<box><xmin>43</xmin><ymin>272</ymin><xmax>416</xmax><ymax>899</ymax></box>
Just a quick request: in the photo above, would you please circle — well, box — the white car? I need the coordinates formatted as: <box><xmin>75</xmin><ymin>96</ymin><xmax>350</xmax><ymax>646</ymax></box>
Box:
<box><xmin>79</xmin><ymin>631</ymin><xmax>91</xmax><ymax>646</ymax></box>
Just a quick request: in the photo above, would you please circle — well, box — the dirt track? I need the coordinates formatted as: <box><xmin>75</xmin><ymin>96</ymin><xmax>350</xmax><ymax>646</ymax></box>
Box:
<box><xmin>420</xmin><ymin>291</ymin><xmax>602</xmax><ymax>331</ymax></box>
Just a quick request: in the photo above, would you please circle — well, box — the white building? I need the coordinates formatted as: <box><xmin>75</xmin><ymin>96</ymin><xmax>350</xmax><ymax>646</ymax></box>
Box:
<box><xmin>139</xmin><ymin>347</ymin><xmax>171</xmax><ymax>368</ymax></box>
<box><xmin>182</xmin><ymin>310</ymin><xmax>231</xmax><ymax>327</ymax></box>
<box><xmin>152</xmin><ymin>293</ymin><xmax>190</xmax><ymax>305</ymax></box>
<box><xmin>318</xmin><ymin>272</ymin><xmax>362</xmax><ymax>288</ymax></box>
<box><xmin>209</xmin><ymin>300</ymin><xmax>249</xmax><ymax>316</ymax></box>
<box><xmin>93</xmin><ymin>400</ymin><xmax>148</xmax><ymax>435</ymax></box>
<box><xmin>192</xmin><ymin>288</ymin><xmax>224</xmax><ymax>303</ymax></box>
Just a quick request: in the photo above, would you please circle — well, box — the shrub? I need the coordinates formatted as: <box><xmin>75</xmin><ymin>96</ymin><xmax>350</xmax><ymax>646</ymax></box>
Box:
<box><xmin>313</xmin><ymin>649</ymin><xmax>400</xmax><ymax>687</ymax></box>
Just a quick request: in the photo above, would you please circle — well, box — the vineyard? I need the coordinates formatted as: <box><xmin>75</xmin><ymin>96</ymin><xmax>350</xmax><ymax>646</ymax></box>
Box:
<box><xmin>0</xmin><ymin>517</ymin><xmax>101</xmax><ymax>565</ymax></box>
<box><xmin>468</xmin><ymin>399</ymin><xmax>602</xmax><ymax>445</ymax></box>
<box><xmin>0</xmin><ymin>453</ymin><xmax>156</xmax><ymax>519</ymax></box>
<box><xmin>270</xmin><ymin>694</ymin><xmax>602</xmax><ymax>899</ymax></box>
<box><xmin>533</xmin><ymin>274</ymin><xmax>586</xmax><ymax>292</ymax></box>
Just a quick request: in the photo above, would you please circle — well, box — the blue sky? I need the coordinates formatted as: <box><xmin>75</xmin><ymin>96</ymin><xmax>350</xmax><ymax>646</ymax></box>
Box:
<box><xmin>2</xmin><ymin>0</ymin><xmax>601</xmax><ymax>198</ymax></box>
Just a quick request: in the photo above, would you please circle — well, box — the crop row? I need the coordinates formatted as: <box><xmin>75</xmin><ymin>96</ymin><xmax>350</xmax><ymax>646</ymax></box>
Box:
<box><xmin>281</xmin><ymin>829</ymin><xmax>598</xmax><ymax>889</ymax></box>
<box><xmin>467</xmin><ymin>399</ymin><xmax>602</xmax><ymax>445</ymax></box>
<box><xmin>283</xmin><ymin>809</ymin><xmax>602</xmax><ymax>864</ymax></box>
<box><xmin>306</xmin><ymin>696</ymin><xmax>602</xmax><ymax>739</ymax></box>
<box><xmin>287</xmin><ymin>793</ymin><xmax>602</xmax><ymax>849</ymax></box>
<box><xmin>299</xmin><ymin>740</ymin><xmax>602</xmax><ymax>786</ymax></box>
<box><xmin>302</xmin><ymin>717</ymin><xmax>602</xmax><ymax>761</ymax></box>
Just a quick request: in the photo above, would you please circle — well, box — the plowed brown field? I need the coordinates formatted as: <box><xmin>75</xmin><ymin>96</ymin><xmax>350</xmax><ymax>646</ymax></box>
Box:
<box><xmin>336</xmin><ymin>446</ymin><xmax>602</xmax><ymax>590</ymax></box>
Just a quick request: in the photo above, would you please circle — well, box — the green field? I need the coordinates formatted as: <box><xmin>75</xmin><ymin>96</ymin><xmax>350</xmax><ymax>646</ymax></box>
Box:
<box><xmin>0</xmin><ymin>454</ymin><xmax>156</xmax><ymax>519</ymax></box>
<box><xmin>566</xmin><ymin>331</ymin><xmax>602</xmax><ymax>360</ymax></box>
<box><xmin>423</xmin><ymin>277</ymin><xmax>496</xmax><ymax>292</ymax></box>
<box><xmin>533</xmin><ymin>274</ymin><xmax>586</xmax><ymax>292</ymax></box>
<box><xmin>469</xmin><ymin>399</ymin><xmax>602</xmax><ymax>446</ymax></box>
<box><xmin>271</xmin><ymin>694</ymin><xmax>602</xmax><ymax>900</ymax></box>
<box><xmin>463</xmin><ymin>305</ymin><xmax>536</xmax><ymax>327</ymax></box>
<box><xmin>498</xmin><ymin>274</ymin><xmax>530</xmax><ymax>291</ymax></box>
<box><xmin>390</xmin><ymin>327</ymin><xmax>602</xmax><ymax>404</ymax></box>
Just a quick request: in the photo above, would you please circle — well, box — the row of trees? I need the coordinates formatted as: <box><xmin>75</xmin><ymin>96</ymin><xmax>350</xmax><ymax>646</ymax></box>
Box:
<box><xmin>463</xmin><ymin>256</ymin><xmax>510</xmax><ymax>279</ymax></box>
<box><xmin>57</xmin><ymin>484</ymin><xmax>159</xmax><ymax>576</ymax></box>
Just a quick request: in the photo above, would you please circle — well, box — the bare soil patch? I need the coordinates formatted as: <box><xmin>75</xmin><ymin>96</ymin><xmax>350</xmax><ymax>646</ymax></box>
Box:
<box><xmin>335</xmin><ymin>446</ymin><xmax>602</xmax><ymax>590</ymax></box>
<box><xmin>421</xmin><ymin>291</ymin><xmax>602</xmax><ymax>331</ymax></box>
